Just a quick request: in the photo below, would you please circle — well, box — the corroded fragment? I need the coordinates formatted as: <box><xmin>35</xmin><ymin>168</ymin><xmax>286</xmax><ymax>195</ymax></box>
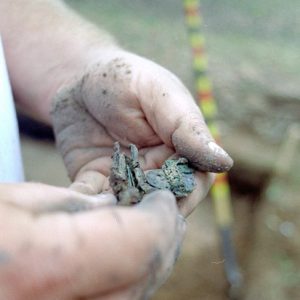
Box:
<box><xmin>109</xmin><ymin>142</ymin><xmax>196</xmax><ymax>205</ymax></box>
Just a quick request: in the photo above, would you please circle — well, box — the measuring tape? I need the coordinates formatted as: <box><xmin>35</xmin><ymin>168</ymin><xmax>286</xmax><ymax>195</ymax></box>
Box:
<box><xmin>183</xmin><ymin>0</ymin><xmax>242</xmax><ymax>295</ymax></box>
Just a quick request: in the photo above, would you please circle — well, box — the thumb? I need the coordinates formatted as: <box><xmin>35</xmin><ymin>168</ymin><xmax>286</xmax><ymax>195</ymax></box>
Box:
<box><xmin>138</xmin><ymin>63</ymin><xmax>233</xmax><ymax>172</ymax></box>
<box><xmin>0</xmin><ymin>183</ymin><xmax>116</xmax><ymax>214</ymax></box>
<box><xmin>172</xmin><ymin>113</ymin><xmax>233</xmax><ymax>172</ymax></box>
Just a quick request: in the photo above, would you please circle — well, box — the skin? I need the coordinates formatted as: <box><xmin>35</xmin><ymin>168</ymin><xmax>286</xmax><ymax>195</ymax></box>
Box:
<box><xmin>0</xmin><ymin>0</ymin><xmax>233</xmax><ymax>298</ymax></box>
<box><xmin>0</xmin><ymin>184</ymin><xmax>185</xmax><ymax>300</ymax></box>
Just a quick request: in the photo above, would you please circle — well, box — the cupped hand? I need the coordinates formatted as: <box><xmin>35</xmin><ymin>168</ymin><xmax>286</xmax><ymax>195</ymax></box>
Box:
<box><xmin>52</xmin><ymin>49</ymin><xmax>232</xmax><ymax>214</ymax></box>
<box><xmin>0</xmin><ymin>183</ymin><xmax>185</xmax><ymax>300</ymax></box>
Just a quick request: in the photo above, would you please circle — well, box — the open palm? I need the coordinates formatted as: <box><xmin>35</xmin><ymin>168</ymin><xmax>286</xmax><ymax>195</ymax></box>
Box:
<box><xmin>52</xmin><ymin>50</ymin><xmax>232</xmax><ymax>215</ymax></box>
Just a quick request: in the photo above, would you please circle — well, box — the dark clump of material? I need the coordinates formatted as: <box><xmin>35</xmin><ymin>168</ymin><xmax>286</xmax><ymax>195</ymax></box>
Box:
<box><xmin>109</xmin><ymin>142</ymin><xmax>196</xmax><ymax>205</ymax></box>
<box><xmin>17</xmin><ymin>113</ymin><xmax>54</xmax><ymax>141</ymax></box>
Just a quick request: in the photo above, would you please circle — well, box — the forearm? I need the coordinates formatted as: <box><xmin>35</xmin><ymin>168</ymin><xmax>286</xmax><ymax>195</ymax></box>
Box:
<box><xmin>0</xmin><ymin>0</ymin><xmax>118</xmax><ymax>124</ymax></box>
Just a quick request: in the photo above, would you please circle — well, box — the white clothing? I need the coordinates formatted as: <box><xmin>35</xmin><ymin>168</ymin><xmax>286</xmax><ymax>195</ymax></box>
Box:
<box><xmin>0</xmin><ymin>36</ymin><xmax>24</xmax><ymax>182</ymax></box>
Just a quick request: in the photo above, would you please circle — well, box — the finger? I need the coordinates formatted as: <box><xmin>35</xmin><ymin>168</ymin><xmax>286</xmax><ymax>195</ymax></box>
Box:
<box><xmin>137</xmin><ymin>64</ymin><xmax>233</xmax><ymax>172</ymax></box>
<box><xmin>177</xmin><ymin>171</ymin><xmax>215</xmax><ymax>217</ymax></box>
<box><xmin>70</xmin><ymin>170</ymin><xmax>110</xmax><ymax>195</ymax></box>
<box><xmin>121</xmin><ymin>191</ymin><xmax>186</xmax><ymax>300</ymax></box>
<box><xmin>32</xmin><ymin>190</ymin><xmax>184</xmax><ymax>298</ymax></box>
<box><xmin>0</xmin><ymin>183</ymin><xmax>116</xmax><ymax>214</ymax></box>
<box><xmin>126</xmin><ymin>191</ymin><xmax>186</xmax><ymax>298</ymax></box>
<box><xmin>138</xmin><ymin>144</ymin><xmax>174</xmax><ymax>170</ymax></box>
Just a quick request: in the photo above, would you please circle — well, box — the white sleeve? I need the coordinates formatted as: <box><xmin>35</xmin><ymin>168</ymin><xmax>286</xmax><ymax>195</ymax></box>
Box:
<box><xmin>0</xmin><ymin>36</ymin><xmax>24</xmax><ymax>182</ymax></box>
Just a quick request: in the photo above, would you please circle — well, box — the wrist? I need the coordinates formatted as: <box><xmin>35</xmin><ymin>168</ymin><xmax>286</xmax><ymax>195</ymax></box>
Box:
<box><xmin>1</xmin><ymin>0</ymin><xmax>120</xmax><ymax>125</ymax></box>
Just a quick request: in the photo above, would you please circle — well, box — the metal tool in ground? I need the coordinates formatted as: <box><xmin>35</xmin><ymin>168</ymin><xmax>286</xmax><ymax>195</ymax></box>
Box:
<box><xmin>183</xmin><ymin>0</ymin><xmax>243</xmax><ymax>296</ymax></box>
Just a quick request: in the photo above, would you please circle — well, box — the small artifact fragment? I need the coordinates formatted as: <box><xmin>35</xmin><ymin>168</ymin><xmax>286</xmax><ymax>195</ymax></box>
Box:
<box><xmin>109</xmin><ymin>142</ymin><xmax>196</xmax><ymax>205</ymax></box>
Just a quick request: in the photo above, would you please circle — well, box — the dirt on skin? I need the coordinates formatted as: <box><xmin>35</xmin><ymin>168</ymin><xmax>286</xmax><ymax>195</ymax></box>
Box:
<box><xmin>21</xmin><ymin>136</ymin><xmax>253</xmax><ymax>300</ymax></box>
<box><xmin>21</xmin><ymin>129</ymin><xmax>300</xmax><ymax>300</ymax></box>
<box><xmin>17</xmin><ymin>0</ymin><xmax>300</xmax><ymax>297</ymax></box>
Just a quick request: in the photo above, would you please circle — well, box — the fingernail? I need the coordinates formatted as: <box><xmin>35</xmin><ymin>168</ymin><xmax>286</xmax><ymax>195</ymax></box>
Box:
<box><xmin>207</xmin><ymin>142</ymin><xmax>233</xmax><ymax>172</ymax></box>
<box><xmin>142</xmin><ymin>190</ymin><xmax>175</xmax><ymax>203</ymax></box>
<box><xmin>177</xmin><ymin>214</ymin><xmax>187</xmax><ymax>234</ymax></box>
<box><xmin>174</xmin><ymin>215</ymin><xmax>186</xmax><ymax>263</ymax></box>
<box><xmin>137</xmin><ymin>190</ymin><xmax>176</xmax><ymax>215</ymax></box>
<box><xmin>174</xmin><ymin>241</ymin><xmax>183</xmax><ymax>264</ymax></box>
<box><xmin>208</xmin><ymin>142</ymin><xmax>229</xmax><ymax>157</ymax></box>
<box><xmin>92</xmin><ymin>193</ymin><xmax>117</xmax><ymax>206</ymax></box>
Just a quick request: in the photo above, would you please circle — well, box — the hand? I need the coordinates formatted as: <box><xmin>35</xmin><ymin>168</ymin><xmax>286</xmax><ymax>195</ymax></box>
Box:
<box><xmin>52</xmin><ymin>49</ymin><xmax>232</xmax><ymax>214</ymax></box>
<box><xmin>0</xmin><ymin>184</ymin><xmax>185</xmax><ymax>300</ymax></box>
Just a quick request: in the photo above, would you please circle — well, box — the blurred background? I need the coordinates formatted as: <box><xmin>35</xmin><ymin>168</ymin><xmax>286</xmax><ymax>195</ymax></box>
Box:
<box><xmin>20</xmin><ymin>0</ymin><xmax>300</xmax><ymax>299</ymax></box>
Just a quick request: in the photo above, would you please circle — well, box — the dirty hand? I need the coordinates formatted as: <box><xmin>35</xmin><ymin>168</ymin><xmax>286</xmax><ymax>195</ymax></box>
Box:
<box><xmin>52</xmin><ymin>49</ymin><xmax>232</xmax><ymax>215</ymax></box>
<box><xmin>0</xmin><ymin>184</ymin><xmax>185</xmax><ymax>300</ymax></box>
